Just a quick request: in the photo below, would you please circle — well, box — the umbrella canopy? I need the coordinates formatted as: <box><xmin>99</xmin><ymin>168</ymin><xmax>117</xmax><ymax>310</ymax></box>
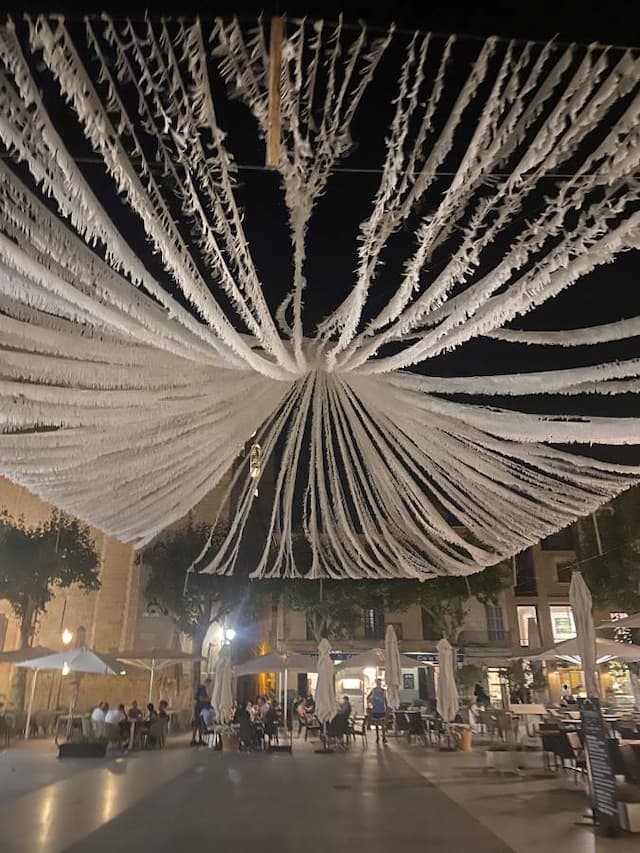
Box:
<box><xmin>529</xmin><ymin>636</ymin><xmax>640</xmax><ymax>664</ymax></box>
<box><xmin>233</xmin><ymin>651</ymin><xmax>316</xmax><ymax>676</ymax></box>
<box><xmin>116</xmin><ymin>648</ymin><xmax>200</xmax><ymax>670</ymax></box>
<box><xmin>384</xmin><ymin>626</ymin><xmax>402</xmax><ymax>711</ymax></box>
<box><xmin>570</xmin><ymin>572</ymin><xmax>599</xmax><ymax>697</ymax></box>
<box><xmin>116</xmin><ymin>648</ymin><xmax>200</xmax><ymax>703</ymax></box>
<box><xmin>0</xmin><ymin>646</ymin><xmax>56</xmax><ymax>664</ymax></box>
<box><xmin>598</xmin><ymin>613</ymin><xmax>640</xmax><ymax>630</ymax></box>
<box><xmin>436</xmin><ymin>638</ymin><xmax>459</xmax><ymax>723</ymax></box>
<box><xmin>211</xmin><ymin>646</ymin><xmax>234</xmax><ymax>723</ymax></box>
<box><xmin>335</xmin><ymin>648</ymin><xmax>429</xmax><ymax>672</ymax></box>
<box><xmin>15</xmin><ymin>647</ymin><xmax>124</xmax><ymax>675</ymax></box>
<box><xmin>314</xmin><ymin>639</ymin><xmax>336</xmax><ymax>724</ymax></box>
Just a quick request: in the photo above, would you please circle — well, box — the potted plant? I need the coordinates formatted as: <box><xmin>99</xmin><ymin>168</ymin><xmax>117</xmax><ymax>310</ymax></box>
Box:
<box><xmin>450</xmin><ymin>722</ymin><xmax>473</xmax><ymax>751</ymax></box>
<box><xmin>217</xmin><ymin>723</ymin><xmax>239</xmax><ymax>752</ymax></box>
<box><xmin>58</xmin><ymin>733</ymin><xmax>108</xmax><ymax>759</ymax></box>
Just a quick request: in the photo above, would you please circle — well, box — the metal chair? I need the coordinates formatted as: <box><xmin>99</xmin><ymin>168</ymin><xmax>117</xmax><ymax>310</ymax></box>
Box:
<box><xmin>347</xmin><ymin>715</ymin><xmax>368</xmax><ymax>747</ymax></box>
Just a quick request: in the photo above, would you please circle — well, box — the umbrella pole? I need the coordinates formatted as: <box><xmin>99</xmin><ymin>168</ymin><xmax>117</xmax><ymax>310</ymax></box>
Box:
<box><xmin>148</xmin><ymin>661</ymin><xmax>155</xmax><ymax>705</ymax></box>
<box><xmin>24</xmin><ymin>669</ymin><xmax>38</xmax><ymax>740</ymax></box>
<box><xmin>283</xmin><ymin>668</ymin><xmax>288</xmax><ymax>731</ymax></box>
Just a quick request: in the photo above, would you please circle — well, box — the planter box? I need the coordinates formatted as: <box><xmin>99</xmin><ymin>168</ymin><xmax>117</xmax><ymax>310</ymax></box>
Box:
<box><xmin>58</xmin><ymin>742</ymin><xmax>107</xmax><ymax>759</ymax></box>
<box><xmin>486</xmin><ymin>748</ymin><xmax>541</xmax><ymax>773</ymax></box>
<box><xmin>221</xmin><ymin>735</ymin><xmax>239</xmax><ymax>752</ymax></box>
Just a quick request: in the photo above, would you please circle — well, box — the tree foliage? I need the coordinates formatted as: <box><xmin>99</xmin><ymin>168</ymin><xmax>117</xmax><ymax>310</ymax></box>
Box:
<box><xmin>0</xmin><ymin>509</ymin><xmax>101</xmax><ymax>647</ymax></box>
<box><xmin>141</xmin><ymin>521</ymin><xmax>265</xmax><ymax>652</ymax></box>
<box><xmin>269</xmin><ymin>562</ymin><xmax>509</xmax><ymax>644</ymax></box>
<box><xmin>572</xmin><ymin>485</ymin><xmax>640</xmax><ymax>614</ymax></box>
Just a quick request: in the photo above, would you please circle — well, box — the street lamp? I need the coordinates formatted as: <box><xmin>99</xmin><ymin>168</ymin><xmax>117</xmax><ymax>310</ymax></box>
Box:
<box><xmin>224</xmin><ymin>627</ymin><xmax>236</xmax><ymax>643</ymax></box>
<box><xmin>61</xmin><ymin>628</ymin><xmax>73</xmax><ymax>647</ymax></box>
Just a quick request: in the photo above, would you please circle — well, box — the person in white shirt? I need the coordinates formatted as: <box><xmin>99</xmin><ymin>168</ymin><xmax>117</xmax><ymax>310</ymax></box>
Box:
<box><xmin>105</xmin><ymin>704</ymin><xmax>125</xmax><ymax>725</ymax></box>
<box><xmin>91</xmin><ymin>702</ymin><xmax>107</xmax><ymax>736</ymax></box>
<box><xmin>91</xmin><ymin>702</ymin><xmax>106</xmax><ymax>724</ymax></box>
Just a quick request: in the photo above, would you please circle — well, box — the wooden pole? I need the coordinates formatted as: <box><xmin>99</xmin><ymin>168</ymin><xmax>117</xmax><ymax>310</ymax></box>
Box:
<box><xmin>266</xmin><ymin>16</ymin><xmax>284</xmax><ymax>169</ymax></box>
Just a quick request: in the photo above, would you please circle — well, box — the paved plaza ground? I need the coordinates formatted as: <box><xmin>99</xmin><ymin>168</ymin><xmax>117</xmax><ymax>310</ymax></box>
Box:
<box><xmin>0</xmin><ymin>735</ymin><xmax>637</xmax><ymax>852</ymax></box>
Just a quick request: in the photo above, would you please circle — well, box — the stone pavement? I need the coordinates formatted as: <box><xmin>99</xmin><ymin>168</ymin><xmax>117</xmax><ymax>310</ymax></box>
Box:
<box><xmin>0</xmin><ymin>736</ymin><xmax>635</xmax><ymax>852</ymax></box>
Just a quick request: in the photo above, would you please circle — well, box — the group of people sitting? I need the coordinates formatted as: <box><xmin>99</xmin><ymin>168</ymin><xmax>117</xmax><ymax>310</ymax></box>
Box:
<box><xmin>91</xmin><ymin>699</ymin><xmax>169</xmax><ymax>747</ymax></box>
<box><xmin>233</xmin><ymin>697</ymin><xmax>281</xmax><ymax>749</ymax></box>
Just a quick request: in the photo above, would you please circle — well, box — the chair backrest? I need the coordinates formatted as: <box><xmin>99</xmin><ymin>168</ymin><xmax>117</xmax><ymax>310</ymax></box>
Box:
<box><xmin>566</xmin><ymin>731</ymin><xmax>582</xmax><ymax>753</ymax></box>
<box><xmin>328</xmin><ymin>713</ymin><xmax>349</xmax><ymax>738</ymax></box>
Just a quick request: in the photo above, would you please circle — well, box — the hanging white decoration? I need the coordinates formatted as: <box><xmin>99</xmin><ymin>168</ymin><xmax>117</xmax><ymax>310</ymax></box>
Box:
<box><xmin>0</xmin><ymin>15</ymin><xmax>639</xmax><ymax>579</ymax></box>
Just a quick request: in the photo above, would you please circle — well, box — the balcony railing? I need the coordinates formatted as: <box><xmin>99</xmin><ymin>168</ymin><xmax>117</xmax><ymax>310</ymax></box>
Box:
<box><xmin>458</xmin><ymin>630</ymin><xmax>511</xmax><ymax>648</ymax></box>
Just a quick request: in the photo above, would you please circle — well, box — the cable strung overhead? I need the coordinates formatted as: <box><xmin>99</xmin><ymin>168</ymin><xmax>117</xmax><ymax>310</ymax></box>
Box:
<box><xmin>0</xmin><ymin>15</ymin><xmax>639</xmax><ymax>578</ymax></box>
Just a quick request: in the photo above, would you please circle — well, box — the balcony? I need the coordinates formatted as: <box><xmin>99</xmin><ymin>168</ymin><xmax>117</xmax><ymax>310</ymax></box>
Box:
<box><xmin>458</xmin><ymin>630</ymin><xmax>512</xmax><ymax>648</ymax></box>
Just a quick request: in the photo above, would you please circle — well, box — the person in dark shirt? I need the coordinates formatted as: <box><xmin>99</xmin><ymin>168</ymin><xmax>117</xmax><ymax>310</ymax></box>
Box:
<box><xmin>191</xmin><ymin>685</ymin><xmax>209</xmax><ymax>746</ymax></box>
<box><xmin>337</xmin><ymin>696</ymin><xmax>352</xmax><ymax>717</ymax></box>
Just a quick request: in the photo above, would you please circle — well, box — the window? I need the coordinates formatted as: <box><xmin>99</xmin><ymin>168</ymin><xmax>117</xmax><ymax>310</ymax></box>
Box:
<box><xmin>514</xmin><ymin>549</ymin><xmax>537</xmax><ymax>596</ymax></box>
<box><xmin>556</xmin><ymin>560</ymin><xmax>573</xmax><ymax>584</ymax></box>
<box><xmin>363</xmin><ymin>607</ymin><xmax>385</xmax><ymax>640</ymax></box>
<box><xmin>541</xmin><ymin>527</ymin><xmax>574</xmax><ymax>550</ymax></box>
<box><xmin>485</xmin><ymin>605</ymin><xmax>506</xmax><ymax>642</ymax></box>
<box><xmin>517</xmin><ymin>605</ymin><xmax>538</xmax><ymax>647</ymax></box>
<box><xmin>550</xmin><ymin>605</ymin><xmax>576</xmax><ymax>642</ymax></box>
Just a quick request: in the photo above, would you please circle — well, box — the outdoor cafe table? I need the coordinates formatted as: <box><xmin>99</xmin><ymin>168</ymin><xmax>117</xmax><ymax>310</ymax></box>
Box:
<box><xmin>54</xmin><ymin>713</ymin><xmax>90</xmax><ymax>744</ymax></box>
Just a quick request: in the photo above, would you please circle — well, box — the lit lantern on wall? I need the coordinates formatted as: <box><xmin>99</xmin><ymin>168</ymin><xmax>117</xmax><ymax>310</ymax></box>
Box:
<box><xmin>249</xmin><ymin>442</ymin><xmax>262</xmax><ymax>496</ymax></box>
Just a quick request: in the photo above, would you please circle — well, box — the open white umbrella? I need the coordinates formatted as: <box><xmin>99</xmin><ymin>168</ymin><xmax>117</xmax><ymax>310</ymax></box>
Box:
<box><xmin>598</xmin><ymin>613</ymin><xmax>640</xmax><ymax>630</ymax></box>
<box><xmin>570</xmin><ymin>572</ymin><xmax>599</xmax><ymax>698</ymax></box>
<box><xmin>211</xmin><ymin>645</ymin><xmax>234</xmax><ymax>723</ymax></box>
<box><xmin>384</xmin><ymin>626</ymin><xmax>402</xmax><ymax>711</ymax></box>
<box><xmin>117</xmin><ymin>648</ymin><xmax>201</xmax><ymax>703</ymax></box>
<box><xmin>16</xmin><ymin>648</ymin><xmax>125</xmax><ymax>739</ymax></box>
<box><xmin>528</xmin><ymin>636</ymin><xmax>640</xmax><ymax>664</ymax></box>
<box><xmin>436</xmin><ymin>638</ymin><xmax>459</xmax><ymax>723</ymax></box>
<box><xmin>233</xmin><ymin>650</ymin><xmax>315</xmax><ymax>730</ymax></box>
<box><xmin>335</xmin><ymin>648</ymin><xmax>429</xmax><ymax>671</ymax></box>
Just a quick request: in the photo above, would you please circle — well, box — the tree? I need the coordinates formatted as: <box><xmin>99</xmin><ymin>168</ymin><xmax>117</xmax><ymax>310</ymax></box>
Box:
<box><xmin>141</xmin><ymin>521</ymin><xmax>266</xmax><ymax>686</ymax></box>
<box><xmin>398</xmin><ymin>564</ymin><xmax>510</xmax><ymax>645</ymax></box>
<box><xmin>0</xmin><ymin>509</ymin><xmax>101</xmax><ymax>708</ymax></box>
<box><xmin>270</xmin><ymin>563</ymin><xmax>509</xmax><ymax>645</ymax></box>
<box><xmin>572</xmin><ymin>486</ymin><xmax>640</xmax><ymax>614</ymax></box>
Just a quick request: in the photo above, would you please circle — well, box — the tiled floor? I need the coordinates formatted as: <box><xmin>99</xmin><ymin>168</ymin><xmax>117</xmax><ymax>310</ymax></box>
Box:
<box><xmin>0</xmin><ymin>735</ymin><xmax>636</xmax><ymax>852</ymax></box>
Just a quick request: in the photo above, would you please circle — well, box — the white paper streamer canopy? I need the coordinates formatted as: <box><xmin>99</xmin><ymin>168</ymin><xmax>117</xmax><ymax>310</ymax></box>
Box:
<box><xmin>0</xmin><ymin>15</ymin><xmax>639</xmax><ymax>579</ymax></box>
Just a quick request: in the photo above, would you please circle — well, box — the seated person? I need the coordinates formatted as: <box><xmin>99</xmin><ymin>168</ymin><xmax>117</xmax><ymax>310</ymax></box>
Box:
<box><xmin>127</xmin><ymin>700</ymin><xmax>143</xmax><ymax>720</ymax></box>
<box><xmin>91</xmin><ymin>702</ymin><xmax>108</xmax><ymax>736</ymax></box>
<box><xmin>200</xmin><ymin>702</ymin><xmax>216</xmax><ymax>732</ymax></box>
<box><xmin>158</xmin><ymin>700</ymin><xmax>170</xmax><ymax>719</ymax></box>
<box><xmin>145</xmin><ymin>703</ymin><xmax>159</xmax><ymax>722</ymax></box>
<box><xmin>105</xmin><ymin>703</ymin><xmax>126</xmax><ymax>725</ymax></box>
<box><xmin>303</xmin><ymin>693</ymin><xmax>315</xmax><ymax>715</ymax></box>
<box><xmin>337</xmin><ymin>696</ymin><xmax>352</xmax><ymax>718</ymax></box>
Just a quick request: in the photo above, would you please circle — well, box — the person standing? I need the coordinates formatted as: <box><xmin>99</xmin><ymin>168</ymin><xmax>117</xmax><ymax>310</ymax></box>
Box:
<box><xmin>367</xmin><ymin>679</ymin><xmax>388</xmax><ymax>744</ymax></box>
<box><xmin>191</xmin><ymin>685</ymin><xmax>209</xmax><ymax>746</ymax></box>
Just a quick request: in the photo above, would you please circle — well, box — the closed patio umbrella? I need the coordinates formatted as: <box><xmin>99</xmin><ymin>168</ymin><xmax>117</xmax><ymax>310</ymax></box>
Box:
<box><xmin>212</xmin><ymin>646</ymin><xmax>233</xmax><ymax>724</ymax></box>
<box><xmin>570</xmin><ymin>572</ymin><xmax>599</xmax><ymax>698</ymax></box>
<box><xmin>384</xmin><ymin>626</ymin><xmax>402</xmax><ymax>711</ymax></box>
<box><xmin>314</xmin><ymin>639</ymin><xmax>336</xmax><ymax>753</ymax></box>
<box><xmin>436</xmin><ymin>638</ymin><xmax>459</xmax><ymax>723</ymax></box>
